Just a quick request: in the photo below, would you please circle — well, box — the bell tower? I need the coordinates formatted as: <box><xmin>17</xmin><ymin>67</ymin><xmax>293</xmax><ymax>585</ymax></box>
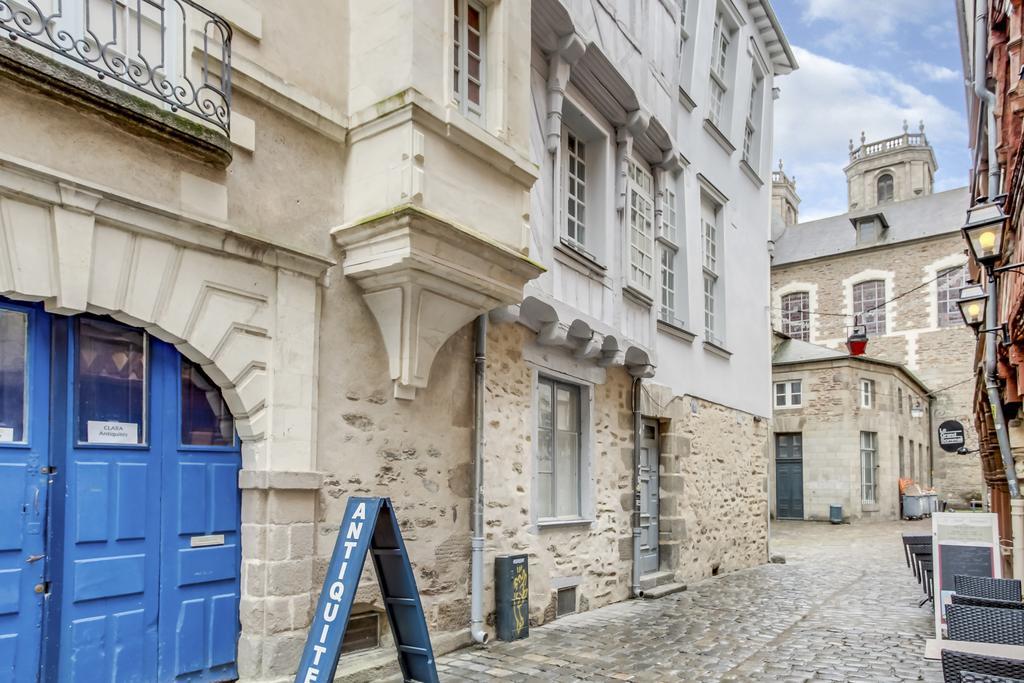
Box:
<box><xmin>845</xmin><ymin>121</ymin><xmax>937</xmax><ymax>211</ymax></box>
<box><xmin>771</xmin><ymin>159</ymin><xmax>800</xmax><ymax>229</ymax></box>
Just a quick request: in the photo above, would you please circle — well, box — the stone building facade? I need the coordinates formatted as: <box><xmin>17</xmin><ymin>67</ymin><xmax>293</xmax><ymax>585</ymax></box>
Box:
<box><xmin>0</xmin><ymin>0</ymin><xmax>794</xmax><ymax>681</ymax></box>
<box><xmin>772</xmin><ymin>334</ymin><xmax>933</xmax><ymax>522</ymax></box>
<box><xmin>771</xmin><ymin>132</ymin><xmax>983</xmax><ymax>509</ymax></box>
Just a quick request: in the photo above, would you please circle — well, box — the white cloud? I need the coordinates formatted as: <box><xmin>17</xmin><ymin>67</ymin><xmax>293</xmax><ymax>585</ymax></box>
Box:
<box><xmin>799</xmin><ymin>0</ymin><xmax>938</xmax><ymax>35</ymax></box>
<box><xmin>773</xmin><ymin>46</ymin><xmax>966</xmax><ymax>220</ymax></box>
<box><xmin>911</xmin><ymin>61</ymin><xmax>962</xmax><ymax>83</ymax></box>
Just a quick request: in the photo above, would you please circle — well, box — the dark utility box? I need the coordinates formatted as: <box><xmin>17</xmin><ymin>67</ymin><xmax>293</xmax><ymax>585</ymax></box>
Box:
<box><xmin>494</xmin><ymin>554</ymin><xmax>529</xmax><ymax>641</ymax></box>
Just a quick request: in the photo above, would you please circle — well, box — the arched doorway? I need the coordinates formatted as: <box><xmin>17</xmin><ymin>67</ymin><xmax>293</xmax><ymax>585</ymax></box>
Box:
<box><xmin>0</xmin><ymin>298</ymin><xmax>241</xmax><ymax>682</ymax></box>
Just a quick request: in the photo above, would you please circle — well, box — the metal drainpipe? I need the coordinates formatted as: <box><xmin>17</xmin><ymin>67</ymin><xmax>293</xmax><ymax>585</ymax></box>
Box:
<box><xmin>975</xmin><ymin>3</ymin><xmax>1001</xmax><ymax>199</ymax></box>
<box><xmin>631</xmin><ymin>377</ymin><xmax>643</xmax><ymax>598</ymax></box>
<box><xmin>470</xmin><ymin>315</ymin><xmax>488</xmax><ymax>644</ymax></box>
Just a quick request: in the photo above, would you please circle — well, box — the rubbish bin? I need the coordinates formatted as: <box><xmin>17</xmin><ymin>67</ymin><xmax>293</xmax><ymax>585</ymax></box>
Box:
<box><xmin>829</xmin><ymin>505</ymin><xmax>842</xmax><ymax>524</ymax></box>
<box><xmin>903</xmin><ymin>495</ymin><xmax>927</xmax><ymax>519</ymax></box>
<box><xmin>495</xmin><ymin>554</ymin><xmax>529</xmax><ymax>641</ymax></box>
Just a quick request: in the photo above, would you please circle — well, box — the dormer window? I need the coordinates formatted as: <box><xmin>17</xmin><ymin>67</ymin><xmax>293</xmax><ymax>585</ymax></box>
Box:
<box><xmin>852</xmin><ymin>213</ymin><xmax>888</xmax><ymax>246</ymax></box>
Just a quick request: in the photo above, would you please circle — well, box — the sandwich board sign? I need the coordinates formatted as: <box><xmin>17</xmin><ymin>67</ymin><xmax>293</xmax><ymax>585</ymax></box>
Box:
<box><xmin>932</xmin><ymin>511</ymin><xmax>1002</xmax><ymax>638</ymax></box>
<box><xmin>295</xmin><ymin>497</ymin><xmax>439</xmax><ymax>683</ymax></box>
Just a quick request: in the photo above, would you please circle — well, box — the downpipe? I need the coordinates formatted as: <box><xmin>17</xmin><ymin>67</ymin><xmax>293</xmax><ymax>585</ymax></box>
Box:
<box><xmin>975</xmin><ymin>4</ymin><xmax>1001</xmax><ymax>198</ymax></box>
<box><xmin>470</xmin><ymin>315</ymin><xmax>488</xmax><ymax>644</ymax></box>
<box><xmin>631</xmin><ymin>377</ymin><xmax>643</xmax><ymax>599</ymax></box>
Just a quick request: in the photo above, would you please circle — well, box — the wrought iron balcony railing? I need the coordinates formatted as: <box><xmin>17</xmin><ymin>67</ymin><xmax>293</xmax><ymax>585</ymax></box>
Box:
<box><xmin>0</xmin><ymin>0</ymin><xmax>231</xmax><ymax>133</ymax></box>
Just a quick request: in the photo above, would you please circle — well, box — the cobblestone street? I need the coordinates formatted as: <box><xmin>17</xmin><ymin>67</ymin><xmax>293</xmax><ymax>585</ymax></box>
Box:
<box><xmin>433</xmin><ymin>520</ymin><xmax>941</xmax><ymax>682</ymax></box>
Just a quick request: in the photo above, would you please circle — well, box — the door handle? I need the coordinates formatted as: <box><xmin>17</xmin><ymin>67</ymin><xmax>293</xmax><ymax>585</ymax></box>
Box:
<box><xmin>33</xmin><ymin>487</ymin><xmax>40</xmax><ymax>516</ymax></box>
<box><xmin>26</xmin><ymin>554</ymin><xmax>44</xmax><ymax>564</ymax></box>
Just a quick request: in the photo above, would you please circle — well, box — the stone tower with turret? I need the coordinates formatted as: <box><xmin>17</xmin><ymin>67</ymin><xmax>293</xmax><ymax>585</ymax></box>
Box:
<box><xmin>771</xmin><ymin>159</ymin><xmax>800</xmax><ymax>232</ymax></box>
<box><xmin>845</xmin><ymin>121</ymin><xmax>937</xmax><ymax>211</ymax></box>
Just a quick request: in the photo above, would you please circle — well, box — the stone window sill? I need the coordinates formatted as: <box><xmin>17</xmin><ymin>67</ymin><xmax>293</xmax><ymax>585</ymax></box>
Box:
<box><xmin>703</xmin><ymin>340</ymin><xmax>733</xmax><ymax>359</ymax></box>
<box><xmin>537</xmin><ymin>518</ymin><xmax>595</xmax><ymax>530</ymax></box>
<box><xmin>703</xmin><ymin>118</ymin><xmax>736</xmax><ymax>155</ymax></box>
<box><xmin>679</xmin><ymin>85</ymin><xmax>696</xmax><ymax>112</ymax></box>
<box><xmin>623</xmin><ymin>285</ymin><xmax>654</xmax><ymax>308</ymax></box>
<box><xmin>740</xmin><ymin>159</ymin><xmax>764</xmax><ymax>187</ymax></box>
<box><xmin>862</xmin><ymin>502</ymin><xmax>879</xmax><ymax>512</ymax></box>
<box><xmin>657</xmin><ymin>319</ymin><xmax>696</xmax><ymax>343</ymax></box>
<box><xmin>555</xmin><ymin>240</ymin><xmax>607</xmax><ymax>278</ymax></box>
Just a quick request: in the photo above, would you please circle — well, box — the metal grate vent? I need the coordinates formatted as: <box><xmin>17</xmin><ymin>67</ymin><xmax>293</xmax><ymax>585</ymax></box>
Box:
<box><xmin>556</xmin><ymin>586</ymin><xmax>577</xmax><ymax>617</ymax></box>
<box><xmin>341</xmin><ymin>612</ymin><xmax>380</xmax><ymax>654</ymax></box>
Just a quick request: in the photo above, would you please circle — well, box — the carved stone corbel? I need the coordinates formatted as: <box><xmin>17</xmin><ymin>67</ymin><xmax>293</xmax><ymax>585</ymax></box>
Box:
<box><xmin>545</xmin><ymin>33</ymin><xmax>587</xmax><ymax>154</ymax></box>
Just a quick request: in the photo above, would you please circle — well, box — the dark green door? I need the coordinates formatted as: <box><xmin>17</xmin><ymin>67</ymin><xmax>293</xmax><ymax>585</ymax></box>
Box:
<box><xmin>776</xmin><ymin>433</ymin><xmax>804</xmax><ymax>519</ymax></box>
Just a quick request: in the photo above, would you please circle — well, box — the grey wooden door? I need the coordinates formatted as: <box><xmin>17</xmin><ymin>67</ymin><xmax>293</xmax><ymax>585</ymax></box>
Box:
<box><xmin>775</xmin><ymin>433</ymin><xmax>804</xmax><ymax>519</ymax></box>
<box><xmin>639</xmin><ymin>420</ymin><xmax>660</xmax><ymax>575</ymax></box>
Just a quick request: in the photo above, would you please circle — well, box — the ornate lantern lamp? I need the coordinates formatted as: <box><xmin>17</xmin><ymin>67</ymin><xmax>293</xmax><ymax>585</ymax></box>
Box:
<box><xmin>961</xmin><ymin>198</ymin><xmax>1007</xmax><ymax>266</ymax></box>
<box><xmin>956</xmin><ymin>284</ymin><xmax>987</xmax><ymax>332</ymax></box>
<box><xmin>846</xmin><ymin>325</ymin><xmax>868</xmax><ymax>357</ymax></box>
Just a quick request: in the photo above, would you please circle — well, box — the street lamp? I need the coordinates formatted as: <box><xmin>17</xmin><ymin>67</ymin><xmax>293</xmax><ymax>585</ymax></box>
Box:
<box><xmin>911</xmin><ymin>401</ymin><xmax>924</xmax><ymax>419</ymax></box>
<box><xmin>846</xmin><ymin>325</ymin><xmax>868</xmax><ymax>356</ymax></box>
<box><xmin>957</xmin><ymin>284</ymin><xmax>988</xmax><ymax>331</ymax></box>
<box><xmin>962</xmin><ymin>197</ymin><xmax>1008</xmax><ymax>266</ymax></box>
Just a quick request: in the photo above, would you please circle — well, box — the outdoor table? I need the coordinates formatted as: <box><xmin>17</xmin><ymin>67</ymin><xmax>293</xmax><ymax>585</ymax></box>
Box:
<box><xmin>924</xmin><ymin>638</ymin><xmax>1024</xmax><ymax>661</ymax></box>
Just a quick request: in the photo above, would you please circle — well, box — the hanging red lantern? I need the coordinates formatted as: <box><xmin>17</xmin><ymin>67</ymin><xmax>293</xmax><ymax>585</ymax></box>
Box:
<box><xmin>847</xmin><ymin>325</ymin><xmax>868</xmax><ymax>356</ymax></box>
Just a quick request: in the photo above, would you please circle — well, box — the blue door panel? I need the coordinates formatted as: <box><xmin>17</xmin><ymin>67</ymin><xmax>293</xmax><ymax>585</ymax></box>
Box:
<box><xmin>177</xmin><ymin>463</ymin><xmax>207</xmax><ymax>535</ymax></box>
<box><xmin>177</xmin><ymin>546</ymin><xmax>237</xmax><ymax>587</ymax></box>
<box><xmin>115</xmin><ymin>464</ymin><xmax>148</xmax><ymax>541</ymax></box>
<box><xmin>0</xmin><ymin>464</ymin><xmax>27</xmax><ymax>551</ymax></box>
<box><xmin>0</xmin><ymin>633</ymin><xmax>17</xmax><ymax>676</ymax></box>
<box><xmin>208</xmin><ymin>593</ymin><xmax>238</xmax><ymax>667</ymax></box>
<box><xmin>175</xmin><ymin>598</ymin><xmax>206</xmax><ymax>675</ymax></box>
<box><xmin>72</xmin><ymin>555</ymin><xmax>146</xmax><ymax>602</ymax></box>
<box><xmin>74</xmin><ymin>462</ymin><xmax>109</xmax><ymax>543</ymax></box>
<box><xmin>68</xmin><ymin>615</ymin><xmax>105</xmax><ymax>680</ymax></box>
<box><xmin>0</xmin><ymin>569</ymin><xmax>21</xmax><ymax>614</ymax></box>
<box><xmin>111</xmin><ymin>609</ymin><xmax>146</xmax><ymax>682</ymax></box>
<box><xmin>209</xmin><ymin>464</ymin><xmax>237</xmax><ymax>532</ymax></box>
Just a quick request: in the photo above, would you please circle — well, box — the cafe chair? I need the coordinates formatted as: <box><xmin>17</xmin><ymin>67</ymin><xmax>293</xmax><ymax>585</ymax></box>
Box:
<box><xmin>955</xmin><ymin>576</ymin><xmax>1023</xmax><ymax>602</ymax></box>
<box><xmin>942</xmin><ymin>650</ymin><xmax>1024</xmax><ymax>683</ymax></box>
<box><xmin>954</xmin><ymin>595</ymin><xmax>1024</xmax><ymax>611</ymax></box>
<box><xmin>960</xmin><ymin>671</ymin><xmax>1024</xmax><ymax>683</ymax></box>
<box><xmin>946</xmin><ymin>605</ymin><xmax>1024</xmax><ymax>646</ymax></box>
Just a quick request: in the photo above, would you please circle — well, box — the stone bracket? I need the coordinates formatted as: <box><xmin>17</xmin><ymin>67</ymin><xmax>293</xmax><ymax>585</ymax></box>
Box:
<box><xmin>333</xmin><ymin>206</ymin><xmax>544</xmax><ymax>400</ymax></box>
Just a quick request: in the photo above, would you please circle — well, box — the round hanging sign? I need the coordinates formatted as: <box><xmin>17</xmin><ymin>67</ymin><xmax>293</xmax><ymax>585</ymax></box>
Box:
<box><xmin>938</xmin><ymin>420</ymin><xmax>966</xmax><ymax>453</ymax></box>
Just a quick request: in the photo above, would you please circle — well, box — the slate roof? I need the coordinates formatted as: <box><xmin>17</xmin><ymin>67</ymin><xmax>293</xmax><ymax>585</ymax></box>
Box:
<box><xmin>772</xmin><ymin>335</ymin><xmax>932</xmax><ymax>394</ymax></box>
<box><xmin>772</xmin><ymin>186</ymin><xmax>971</xmax><ymax>265</ymax></box>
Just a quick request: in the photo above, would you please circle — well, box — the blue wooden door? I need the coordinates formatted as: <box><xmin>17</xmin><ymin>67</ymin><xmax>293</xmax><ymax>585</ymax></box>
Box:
<box><xmin>0</xmin><ymin>301</ymin><xmax>50</xmax><ymax>682</ymax></box>
<box><xmin>0</xmin><ymin>303</ymin><xmax>241</xmax><ymax>683</ymax></box>
<box><xmin>158</xmin><ymin>349</ymin><xmax>241</xmax><ymax>682</ymax></box>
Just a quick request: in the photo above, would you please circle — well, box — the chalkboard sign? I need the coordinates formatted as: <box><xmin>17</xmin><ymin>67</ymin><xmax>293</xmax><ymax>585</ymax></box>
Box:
<box><xmin>938</xmin><ymin>544</ymin><xmax>994</xmax><ymax>591</ymax></box>
<box><xmin>932</xmin><ymin>512</ymin><xmax>1001</xmax><ymax>638</ymax></box>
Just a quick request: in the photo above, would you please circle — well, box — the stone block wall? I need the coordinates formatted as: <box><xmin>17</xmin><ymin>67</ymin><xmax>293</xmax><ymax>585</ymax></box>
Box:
<box><xmin>772</xmin><ymin>233</ymin><xmax>983</xmax><ymax>504</ymax></box>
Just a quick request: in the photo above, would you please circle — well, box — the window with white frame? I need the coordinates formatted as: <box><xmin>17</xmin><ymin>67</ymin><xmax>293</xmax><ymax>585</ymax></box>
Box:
<box><xmin>627</xmin><ymin>160</ymin><xmax>656</xmax><ymax>296</ymax></box>
<box><xmin>860</xmin><ymin>431</ymin><xmax>878</xmax><ymax>502</ymax></box>
<box><xmin>536</xmin><ymin>377</ymin><xmax>582</xmax><ymax>520</ymax></box>
<box><xmin>780</xmin><ymin>291</ymin><xmax>810</xmax><ymax>341</ymax></box>
<box><xmin>775</xmin><ymin>380</ymin><xmax>802</xmax><ymax>408</ymax></box>
<box><xmin>701</xmin><ymin>196</ymin><xmax>723</xmax><ymax>343</ymax></box>
<box><xmin>860</xmin><ymin>379</ymin><xmax>875</xmax><ymax>408</ymax></box>
<box><xmin>743</xmin><ymin>68</ymin><xmax>764</xmax><ymax>167</ymax></box>
<box><xmin>452</xmin><ymin>0</ymin><xmax>485</xmax><ymax>122</ymax></box>
<box><xmin>659</xmin><ymin>246</ymin><xmax>676</xmax><ymax>323</ymax></box>
<box><xmin>937</xmin><ymin>265</ymin><xmax>967</xmax><ymax>328</ymax></box>
<box><xmin>708</xmin><ymin>10</ymin><xmax>735</xmax><ymax>130</ymax></box>
<box><xmin>658</xmin><ymin>180</ymin><xmax>683</xmax><ymax>325</ymax></box>
<box><xmin>677</xmin><ymin>0</ymin><xmax>697</xmax><ymax>95</ymax></box>
<box><xmin>853</xmin><ymin>280</ymin><xmax>886</xmax><ymax>336</ymax></box>
<box><xmin>563</xmin><ymin>131</ymin><xmax>587</xmax><ymax>249</ymax></box>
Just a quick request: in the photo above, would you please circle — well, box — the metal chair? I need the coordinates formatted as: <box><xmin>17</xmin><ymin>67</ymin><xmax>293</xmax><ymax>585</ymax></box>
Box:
<box><xmin>955</xmin><ymin>576</ymin><xmax>1023</xmax><ymax>602</ymax></box>
<box><xmin>953</xmin><ymin>594</ymin><xmax>1024</xmax><ymax>611</ymax></box>
<box><xmin>946</xmin><ymin>604</ymin><xmax>1024</xmax><ymax>646</ymax></box>
<box><xmin>960</xmin><ymin>672</ymin><xmax>1024</xmax><ymax>682</ymax></box>
<box><xmin>920</xmin><ymin>563</ymin><xmax>934</xmax><ymax>606</ymax></box>
<box><xmin>903</xmin><ymin>533</ymin><xmax>931</xmax><ymax>568</ymax></box>
<box><xmin>942</xmin><ymin>649</ymin><xmax>1024</xmax><ymax>683</ymax></box>
<box><xmin>909</xmin><ymin>544</ymin><xmax>932</xmax><ymax>582</ymax></box>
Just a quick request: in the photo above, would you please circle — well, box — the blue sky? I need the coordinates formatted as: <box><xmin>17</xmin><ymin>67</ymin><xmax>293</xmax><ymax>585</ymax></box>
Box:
<box><xmin>771</xmin><ymin>0</ymin><xmax>970</xmax><ymax>221</ymax></box>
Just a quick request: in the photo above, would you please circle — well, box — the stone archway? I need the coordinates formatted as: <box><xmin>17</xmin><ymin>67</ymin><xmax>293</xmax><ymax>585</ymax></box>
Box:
<box><xmin>0</xmin><ymin>158</ymin><xmax>330</xmax><ymax>680</ymax></box>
